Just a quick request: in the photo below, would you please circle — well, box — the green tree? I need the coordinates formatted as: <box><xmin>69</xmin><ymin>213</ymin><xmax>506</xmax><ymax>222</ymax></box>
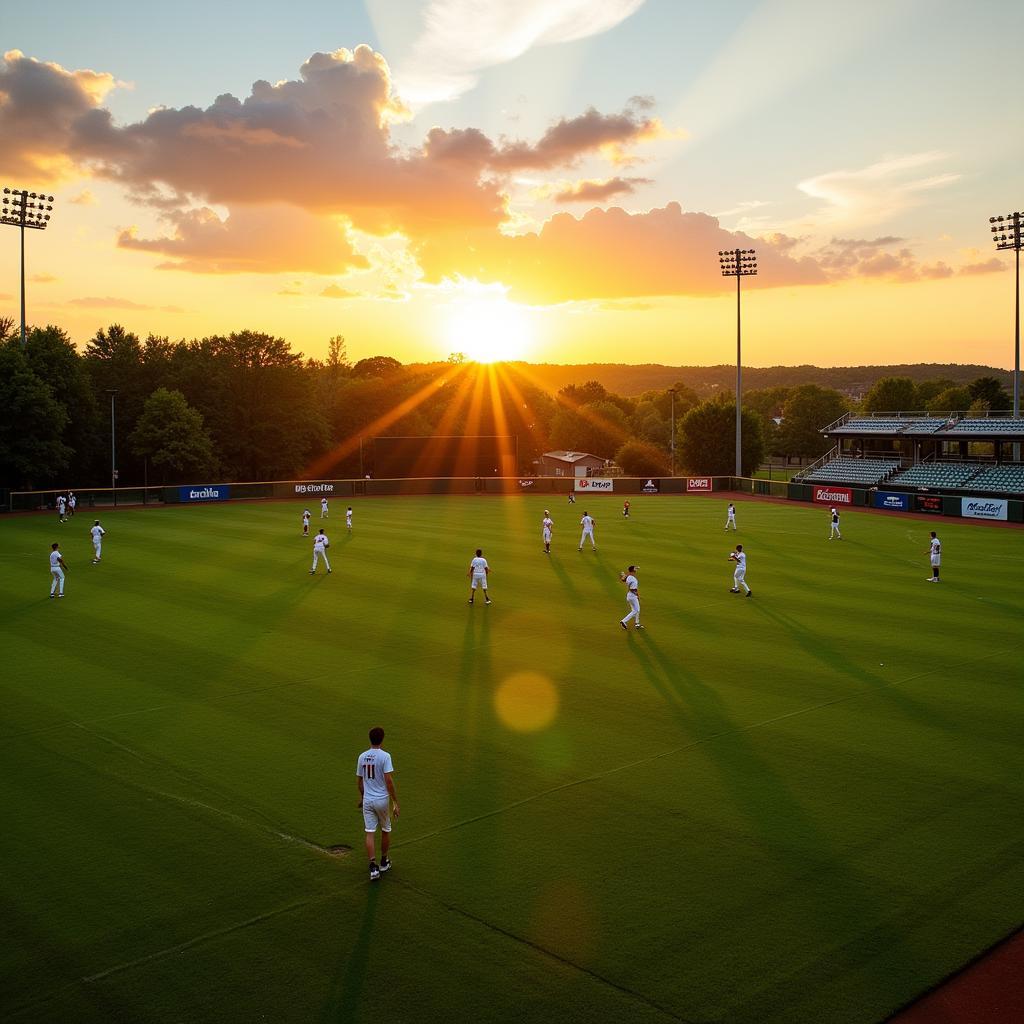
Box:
<box><xmin>549</xmin><ymin>400</ymin><xmax>628</xmax><ymax>459</ymax></box>
<box><xmin>777</xmin><ymin>385</ymin><xmax>848</xmax><ymax>458</ymax></box>
<box><xmin>0</xmin><ymin>346</ymin><xmax>71</xmax><ymax>487</ymax></box>
<box><xmin>352</xmin><ymin>355</ymin><xmax>402</xmax><ymax>378</ymax></box>
<box><xmin>678</xmin><ymin>401</ymin><xmax>765</xmax><ymax>476</ymax></box>
<box><xmin>129</xmin><ymin>388</ymin><xmax>216</xmax><ymax>480</ymax></box>
<box><xmin>914</xmin><ymin>378</ymin><xmax>955</xmax><ymax>407</ymax></box>
<box><xmin>862</xmin><ymin>376</ymin><xmax>917</xmax><ymax>412</ymax></box>
<box><xmin>967</xmin><ymin>376</ymin><xmax>1011</xmax><ymax>410</ymax></box>
<box><xmin>23</xmin><ymin>325</ymin><xmax>102</xmax><ymax>479</ymax></box>
<box><xmin>614</xmin><ymin>439</ymin><xmax>670</xmax><ymax>477</ymax></box>
<box><xmin>925</xmin><ymin>386</ymin><xmax>971</xmax><ymax>413</ymax></box>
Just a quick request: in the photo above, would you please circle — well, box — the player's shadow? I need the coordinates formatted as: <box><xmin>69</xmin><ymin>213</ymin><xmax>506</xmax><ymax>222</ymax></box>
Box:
<box><xmin>546</xmin><ymin>554</ymin><xmax>580</xmax><ymax>600</ymax></box>
<box><xmin>750</xmin><ymin>602</ymin><xmax>969</xmax><ymax>736</ymax></box>
<box><xmin>628</xmin><ymin>634</ymin><xmax>929</xmax><ymax>1008</ymax></box>
<box><xmin>321</xmin><ymin>885</ymin><xmax>379</xmax><ymax>1022</ymax></box>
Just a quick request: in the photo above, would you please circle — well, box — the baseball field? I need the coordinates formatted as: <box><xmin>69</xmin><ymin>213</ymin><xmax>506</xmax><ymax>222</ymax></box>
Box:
<box><xmin>1</xmin><ymin>494</ymin><xmax>1022</xmax><ymax>1023</ymax></box>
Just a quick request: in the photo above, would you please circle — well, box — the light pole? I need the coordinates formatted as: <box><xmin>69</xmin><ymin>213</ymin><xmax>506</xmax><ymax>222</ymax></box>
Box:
<box><xmin>718</xmin><ymin>247</ymin><xmax>758</xmax><ymax>476</ymax></box>
<box><xmin>1</xmin><ymin>187</ymin><xmax>55</xmax><ymax>348</ymax></box>
<box><xmin>106</xmin><ymin>390</ymin><xmax>118</xmax><ymax>505</ymax></box>
<box><xmin>990</xmin><ymin>212</ymin><xmax>1022</xmax><ymax>457</ymax></box>
<box><xmin>669</xmin><ymin>387</ymin><xmax>676</xmax><ymax>476</ymax></box>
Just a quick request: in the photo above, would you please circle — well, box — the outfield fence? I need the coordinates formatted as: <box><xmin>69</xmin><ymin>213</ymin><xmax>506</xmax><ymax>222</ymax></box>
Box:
<box><xmin>8</xmin><ymin>474</ymin><xmax>1023</xmax><ymax>522</ymax></box>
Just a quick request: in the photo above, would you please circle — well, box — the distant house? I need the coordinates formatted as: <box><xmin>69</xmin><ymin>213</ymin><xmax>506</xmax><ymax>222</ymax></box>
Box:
<box><xmin>538</xmin><ymin>451</ymin><xmax>609</xmax><ymax>477</ymax></box>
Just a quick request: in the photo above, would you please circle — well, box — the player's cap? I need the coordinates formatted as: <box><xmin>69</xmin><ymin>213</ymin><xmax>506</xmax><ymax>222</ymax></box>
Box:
<box><xmin>544</xmin><ymin>509</ymin><xmax>549</xmax><ymax>514</ymax></box>
<box><xmin>628</xmin><ymin>564</ymin><xmax>638</xmax><ymax>571</ymax></box>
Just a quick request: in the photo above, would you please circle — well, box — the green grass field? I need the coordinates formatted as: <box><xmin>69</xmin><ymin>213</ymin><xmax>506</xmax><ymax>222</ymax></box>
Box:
<box><xmin>2</xmin><ymin>494</ymin><xmax>1022</xmax><ymax>1024</ymax></box>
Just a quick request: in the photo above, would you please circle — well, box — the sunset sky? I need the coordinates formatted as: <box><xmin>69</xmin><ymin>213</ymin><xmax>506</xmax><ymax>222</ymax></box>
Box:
<box><xmin>2</xmin><ymin>0</ymin><xmax>1022</xmax><ymax>368</ymax></box>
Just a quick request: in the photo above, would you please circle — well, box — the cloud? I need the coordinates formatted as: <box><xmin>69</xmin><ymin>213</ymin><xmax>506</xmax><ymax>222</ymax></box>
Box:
<box><xmin>394</xmin><ymin>0</ymin><xmax>647</xmax><ymax>104</ymax></box>
<box><xmin>798</xmin><ymin>152</ymin><xmax>960</xmax><ymax>227</ymax></box>
<box><xmin>549</xmin><ymin>176</ymin><xmax>651</xmax><ymax>203</ymax></box>
<box><xmin>30</xmin><ymin>272</ymin><xmax>58</xmax><ymax>283</ymax></box>
<box><xmin>117</xmin><ymin>204</ymin><xmax>370</xmax><ymax>275</ymax></box>
<box><xmin>422</xmin><ymin>100</ymin><xmax>668</xmax><ymax>175</ymax></box>
<box><xmin>66</xmin><ymin>296</ymin><xmax>183</xmax><ymax>312</ymax></box>
<box><xmin>418</xmin><ymin>202</ymin><xmax>827</xmax><ymax>303</ymax></box>
<box><xmin>0</xmin><ymin>49</ymin><xmax>119</xmax><ymax>181</ymax></box>
<box><xmin>959</xmin><ymin>257</ymin><xmax>1004</xmax><ymax>276</ymax></box>
<box><xmin>68</xmin><ymin>188</ymin><xmax>98</xmax><ymax>205</ymax></box>
<box><xmin>920</xmin><ymin>261</ymin><xmax>954</xmax><ymax>280</ymax></box>
<box><xmin>320</xmin><ymin>284</ymin><xmax>359</xmax><ymax>299</ymax></box>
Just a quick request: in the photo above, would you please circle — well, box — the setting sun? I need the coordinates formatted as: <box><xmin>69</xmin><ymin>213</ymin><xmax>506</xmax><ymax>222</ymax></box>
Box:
<box><xmin>443</xmin><ymin>292</ymin><xmax>534</xmax><ymax>363</ymax></box>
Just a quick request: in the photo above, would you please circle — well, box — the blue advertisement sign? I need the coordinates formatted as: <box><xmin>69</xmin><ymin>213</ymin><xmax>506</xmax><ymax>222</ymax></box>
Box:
<box><xmin>179</xmin><ymin>485</ymin><xmax>231</xmax><ymax>502</ymax></box>
<box><xmin>873</xmin><ymin>490</ymin><xmax>909</xmax><ymax>511</ymax></box>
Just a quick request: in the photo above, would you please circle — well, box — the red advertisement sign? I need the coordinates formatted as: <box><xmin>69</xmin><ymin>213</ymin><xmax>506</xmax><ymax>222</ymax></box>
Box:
<box><xmin>812</xmin><ymin>486</ymin><xmax>853</xmax><ymax>505</ymax></box>
<box><xmin>687</xmin><ymin>478</ymin><xmax>712</xmax><ymax>492</ymax></box>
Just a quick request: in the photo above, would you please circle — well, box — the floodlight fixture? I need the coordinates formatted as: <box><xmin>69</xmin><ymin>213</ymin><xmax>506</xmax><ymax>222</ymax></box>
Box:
<box><xmin>989</xmin><ymin>210</ymin><xmax>1022</xmax><ymax>427</ymax></box>
<box><xmin>717</xmin><ymin>247</ymin><xmax>758</xmax><ymax>476</ymax></box>
<box><xmin>1</xmin><ymin>186</ymin><xmax>57</xmax><ymax>347</ymax></box>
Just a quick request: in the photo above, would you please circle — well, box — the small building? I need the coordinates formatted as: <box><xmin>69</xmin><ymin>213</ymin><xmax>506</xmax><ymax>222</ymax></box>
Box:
<box><xmin>538</xmin><ymin>450</ymin><xmax>609</xmax><ymax>477</ymax></box>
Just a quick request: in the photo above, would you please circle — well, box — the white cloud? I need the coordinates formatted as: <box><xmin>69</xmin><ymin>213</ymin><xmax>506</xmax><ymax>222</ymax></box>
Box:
<box><xmin>395</xmin><ymin>0</ymin><xmax>647</xmax><ymax>104</ymax></box>
<box><xmin>797</xmin><ymin>152</ymin><xmax>960</xmax><ymax>227</ymax></box>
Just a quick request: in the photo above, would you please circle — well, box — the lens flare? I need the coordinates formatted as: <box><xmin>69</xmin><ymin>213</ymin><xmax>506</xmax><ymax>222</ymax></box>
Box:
<box><xmin>494</xmin><ymin>671</ymin><xmax>559</xmax><ymax>732</ymax></box>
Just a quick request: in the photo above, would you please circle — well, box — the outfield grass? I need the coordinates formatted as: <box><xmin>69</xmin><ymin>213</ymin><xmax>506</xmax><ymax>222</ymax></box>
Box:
<box><xmin>1</xmin><ymin>494</ymin><xmax>1022</xmax><ymax>1024</ymax></box>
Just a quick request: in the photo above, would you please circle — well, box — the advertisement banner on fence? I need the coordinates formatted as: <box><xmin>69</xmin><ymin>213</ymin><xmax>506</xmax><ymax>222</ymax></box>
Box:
<box><xmin>873</xmin><ymin>490</ymin><xmax>910</xmax><ymax>511</ymax></box>
<box><xmin>915</xmin><ymin>494</ymin><xmax>943</xmax><ymax>514</ymax></box>
<box><xmin>179</xmin><ymin>485</ymin><xmax>230</xmax><ymax>502</ymax></box>
<box><xmin>575</xmin><ymin>478</ymin><xmax>614</xmax><ymax>492</ymax></box>
<box><xmin>642</xmin><ymin>479</ymin><xmax>660</xmax><ymax>494</ymax></box>
<box><xmin>687</xmin><ymin>478</ymin><xmax>712</xmax><ymax>492</ymax></box>
<box><xmin>518</xmin><ymin>479</ymin><xmax>535</xmax><ymax>489</ymax></box>
<box><xmin>292</xmin><ymin>481</ymin><xmax>336</xmax><ymax>495</ymax></box>
<box><xmin>961</xmin><ymin>497</ymin><xmax>1008</xmax><ymax>521</ymax></box>
<box><xmin>812</xmin><ymin>486</ymin><xmax>853</xmax><ymax>505</ymax></box>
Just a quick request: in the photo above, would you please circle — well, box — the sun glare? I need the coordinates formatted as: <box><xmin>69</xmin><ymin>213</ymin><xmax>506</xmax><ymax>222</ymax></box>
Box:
<box><xmin>444</xmin><ymin>294</ymin><xmax>533</xmax><ymax>363</ymax></box>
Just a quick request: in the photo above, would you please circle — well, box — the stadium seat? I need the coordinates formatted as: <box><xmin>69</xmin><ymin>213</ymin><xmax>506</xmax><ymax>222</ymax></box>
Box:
<box><xmin>887</xmin><ymin>463</ymin><xmax>985</xmax><ymax>488</ymax></box>
<box><xmin>801</xmin><ymin>458</ymin><xmax>901</xmax><ymax>486</ymax></box>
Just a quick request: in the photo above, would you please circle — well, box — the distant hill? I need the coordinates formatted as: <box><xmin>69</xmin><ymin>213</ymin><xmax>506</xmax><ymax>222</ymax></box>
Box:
<box><xmin>408</xmin><ymin>361</ymin><xmax>1012</xmax><ymax>398</ymax></box>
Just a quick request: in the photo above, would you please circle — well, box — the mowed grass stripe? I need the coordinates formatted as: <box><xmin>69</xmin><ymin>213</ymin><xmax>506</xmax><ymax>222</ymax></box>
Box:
<box><xmin>2</xmin><ymin>495</ymin><xmax>1022</xmax><ymax>1023</ymax></box>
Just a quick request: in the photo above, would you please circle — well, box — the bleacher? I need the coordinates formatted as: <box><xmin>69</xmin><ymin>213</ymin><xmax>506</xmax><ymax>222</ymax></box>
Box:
<box><xmin>899</xmin><ymin>418</ymin><xmax>949</xmax><ymax>434</ymax></box>
<box><xmin>802</xmin><ymin>458</ymin><xmax>900</xmax><ymax>486</ymax></box>
<box><xmin>939</xmin><ymin>418</ymin><xmax>1024</xmax><ymax>435</ymax></box>
<box><xmin>966</xmin><ymin>464</ymin><xmax>1024</xmax><ymax>494</ymax></box>
<box><xmin>836</xmin><ymin>418</ymin><xmax>910</xmax><ymax>433</ymax></box>
<box><xmin>888</xmin><ymin>463</ymin><xmax>984</xmax><ymax>488</ymax></box>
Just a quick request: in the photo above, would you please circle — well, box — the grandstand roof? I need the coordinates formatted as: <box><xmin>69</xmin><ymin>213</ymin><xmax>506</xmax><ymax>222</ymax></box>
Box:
<box><xmin>824</xmin><ymin>412</ymin><xmax>1024</xmax><ymax>439</ymax></box>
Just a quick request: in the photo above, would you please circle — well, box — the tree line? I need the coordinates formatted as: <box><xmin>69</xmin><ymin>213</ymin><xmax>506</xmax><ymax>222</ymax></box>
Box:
<box><xmin>0</xmin><ymin>317</ymin><xmax>1013</xmax><ymax>491</ymax></box>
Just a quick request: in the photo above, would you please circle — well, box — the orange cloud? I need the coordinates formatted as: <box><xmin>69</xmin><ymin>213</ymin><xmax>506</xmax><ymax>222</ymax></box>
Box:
<box><xmin>959</xmin><ymin>257</ymin><xmax>1004</xmax><ymax>276</ymax></box>
<box><xmin>320</xmin><ymin>284</ymin><xmax>359</xmax><ymax>299</ymax></box>
<box><xmin>418</xmin><ymin>202</ymin><xmax>827</xmax><ymax>302</ymax></box>
<box><xmin>67</xmin><ymin>296</ymin><xmax>183</xmax><ymax>312</ymax></box>
<box><xmin>0</xmin><ymin>49</ymin><xmax>118</xmax><ymax>181</ymax></box>
<box><xmin>550</xmin><ymin>176</ymin><xmax>651</xmax><ymax>203</ymax></box>
<box><xmin>117</xmin><ymin>205</ymin><xmax>369</xmax><ymax>275</ymax></box>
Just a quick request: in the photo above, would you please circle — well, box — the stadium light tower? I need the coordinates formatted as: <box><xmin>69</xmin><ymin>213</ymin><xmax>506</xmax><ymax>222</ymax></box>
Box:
<box><xmin>718</xmin><ymin>247</ymin><xmax>758</xmax><ymax>476</ymax></box>
<box><xmin>990</xmin><ymin>212</ymin><xmax>1022</xmax><ymax>428</ymax></box>
<box><xmin>1</xmin><ymin>187</ymin><xmax>56</xmax><ymax>348</ymax></box>
<box><xmin>669</xmin><ymin>387</ymin><xmax>676</xmax><ymax>477</ymax></box>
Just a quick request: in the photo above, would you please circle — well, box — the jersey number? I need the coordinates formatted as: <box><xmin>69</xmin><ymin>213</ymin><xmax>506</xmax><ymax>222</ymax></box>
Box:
<box><xmin>364</xmin><ymin>764</ymin><xmax>375</xmax><ymax>780</ymax></box>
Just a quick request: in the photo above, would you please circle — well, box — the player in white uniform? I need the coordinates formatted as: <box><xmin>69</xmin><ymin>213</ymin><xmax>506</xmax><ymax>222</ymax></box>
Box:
<box><xmin>619</xmin><ymin>565</ymin><xmax>643</xmax><ymax>630</ymax></box>
<box><xmin>467</xmin><ymin>548</ymin><xmax>491</xmax><ymax>604</ymax></box>
<box><xmin>68</xmin><ymin>492</ymin><xmax>77</xmax><ymax>517</ymax></box>
<box><xmin>828</xmin><ymin>507</ymin><xmax>842</xmax><ymax>540</ymax></box>
<box><xmin>302</xmin><ymin>509</ymin><xmax>311</xmax><ymax>536</ymax></box>
<box><xmin>346</xmin><ymin>506</ymin><xmax>353</xmax><ymax>532</ymax></box>
<box><xmin>356</xmin><ymin>726</ymin><xmax>399</xmax><ymax>881</ymax></box>
<box><xmin>49</xmin><ymin>542</ymin><xmax>68</xmax><ymax>597</ymax></box>
<box><xmin>729</xmin><ymin>544</ymin><xmax>752</xmax><ymax>597</ymax></box>
<box><xmin>542</xmin><ymin>511</ymin><xmax>553</xmax><ymax>554</ymax></box>
<box><xmin>725</xmin><ymin>503</ymin><xmax>737</xmax><ymax>531</ymax></box>
<box><xmin>56</xmin><ymin>495</ymin><xmax>67</xmax><ymax>523</ymax></box>
<box><xmin>90</xmin><ymin>520</ymin><xmax>105</xmax><ymax>563</ymax></box>
<box><xmin>926</xmin><ymin>531</ymin><xmax>941</xmax><ymax>582</ymax></box>
<box><xmin>310</xmin><ymin>528</ymin><xmax>331</xmax><ymax>574</ymax></box>
<box><xmin>320</xmin><ymin>497</ymin><xmax>329</xmax><ymax>519</ymax></box>
<box><xmin>578</xmin><ymin>512</ymin><xmax>597</xmax><ymax>551</ymax></box>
